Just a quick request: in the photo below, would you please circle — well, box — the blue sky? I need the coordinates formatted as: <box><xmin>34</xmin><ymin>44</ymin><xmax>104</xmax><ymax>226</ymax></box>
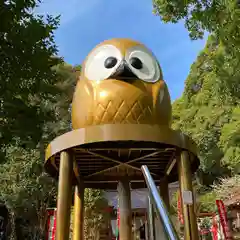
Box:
<box><xmin>37</xmin><ymin>0</ymin><xmax>207</xmax><ymax>101</ymax></box>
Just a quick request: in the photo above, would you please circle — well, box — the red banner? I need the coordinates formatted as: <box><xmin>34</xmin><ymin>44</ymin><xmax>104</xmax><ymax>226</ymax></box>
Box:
<box><xmin>46</xmin><ymin>208</ymin><xmax>57</xmax><ymax>240</ymax></box>
<box><xmin>177</xmin><ymin>191</ymin><xmax>184</xmax><ymax>224</ymax></box>
<box><xmin>117</xmin><ymin>208</ymin><xmax>120</xmax><ymax>228</ymax></box>
<box><xmin>115</xmin><ymin>207</ymin><xmax>120</xmax><ymax>239</ymax></box>
<box><xmin>211</xmin><ymin>214</ymin><xmax>218</xmax><ymax>240</ymax></box>
<box><xmin>52</xmin><ymin>210</ymin><xmax>57</xmax><ymax>240</ymax></box>
<box><xmin>216</xmin><ymin>200</ymin><xmax>232</xmax><ymax>239</ymax></box>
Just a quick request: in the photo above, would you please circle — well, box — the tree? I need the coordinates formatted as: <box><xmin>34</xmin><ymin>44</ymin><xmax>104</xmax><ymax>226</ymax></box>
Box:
<box><xmin>171</xmin><ymin>35</ymin><xmax>240</xmax><ymax>185</ymax></box>
<box><xmin>0</xmin><ymin>144</ymin><xmax>57</xmax><ymax>239</ymax></box>
<box><xmin>198</xmin><ymin>191</ymin><xmax>217</xmax><ymax>213</ymax></box>
<box><xmin>70</xmin><ymin>189</ymin><xmax>111</xmax><ymax>240</ymax></box>
<box><xmin>0</xmin><ymin>1</ymin><xmax>111</xmax><ymax>238</ymax></box>
<box><xmin>152</xmin><ymin>1</ymin><xmax>240</xmax><ymax>185</ymax></box>
<box><xmin>0</xmin><ymin>0</ymin><xmax>62</xmax><ymax>155</ymax></box>
<box><xmin>0</xmin><ymin>62</ymin><xmax>83</xmax><ymax>239</ymax></box>
<box><xmin>152</xmin><ymin>0</ymin><xmax>240</xmax><ymax>49</ymax></box>
<box><xmin>152</xmin><ymin>0</ymin><xmax>240</xmax><ymax>225</ymax></box>
<box><xmin>48</xmin><ymin>63</ymin><xmax>81</xmax><ymax>137</ymax></box>
<box><xmin>0</xmin><ymin>62</ymin><xmax>80</xmax><ymax>238</ymax></box>
<box><xmin>83</xmin><ymin>189</ymin><xmax>110</xmax><ymax>240</ymax></box>
<box><xmin>213</xmin><ymin>175</ymin><xmax>240</xmax><ymax>202</ymax></box>
<box><xmin>190</xmin><ymin>175</ymin><xmax>240</xmax><ymax>214</ymax></box>
<box><xmin>0</xmin><ymin>0</ymin><xmax>64</xmax><ymax>238</ymax></box>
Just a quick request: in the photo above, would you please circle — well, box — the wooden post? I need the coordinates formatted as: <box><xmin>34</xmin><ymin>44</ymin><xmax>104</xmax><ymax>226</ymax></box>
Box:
<box><xmin>56</xmin><ymin>151</ymin><xmax>73</xmax><ymax>240</ymax></box>
<box><xmin>73</xmin><ymin>184</ymin><xmax>85</xmax><ymax>240</ymax></box>
<box><xmin>159</xmin><ymin>177</ymin><xmax>170</xmax><ymax>211</ymax></box>
<box><xmin>178</xmin><ymin>151</ymin><xmax>199</xmax><ymax>240</ymax></box>
<box><xmin>117</xmin><ymin>179</ymin><xmax>132</xmax><ymax>240</ymax></box>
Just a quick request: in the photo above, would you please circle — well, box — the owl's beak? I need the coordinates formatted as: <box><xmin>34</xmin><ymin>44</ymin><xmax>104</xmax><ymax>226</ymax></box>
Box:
<box><xmin>109</xmin><ymin>60</ymin><xmax>139</xmax><ymax>82</ymax></box>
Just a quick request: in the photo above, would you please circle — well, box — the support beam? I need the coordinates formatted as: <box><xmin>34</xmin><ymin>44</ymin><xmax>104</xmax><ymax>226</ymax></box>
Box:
<box><xmin>56</xmin><ymin>151</ymin><xmax>73</xmax><ymax>240</ymax></box>
<box><xmin>159</xmin><ymin>177</ymin><xmax>170</xmax><ymax>211</ymax></box>
<box><xmin>178</xmin><ymin>151</ymin><xmax>199</xmax><ymax>240</ymax></box>
<box><xmin>147</xmin><ymin>195</ymin><xmax>156</xmax><ymax>240</ymax></box>
<box><xmin>117</xmin><ymin>179</ymin><xmax>132</xmax><ymax>240</ymax></box>
<box><xmin>73</xmin><ymin>184</ymin><xmax>85</xmax><ymax>240</ymax></box>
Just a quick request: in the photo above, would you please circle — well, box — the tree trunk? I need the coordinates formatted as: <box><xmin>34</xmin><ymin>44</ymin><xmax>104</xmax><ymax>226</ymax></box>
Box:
<box><xmin>8</xmin><ymin>212</ymin><xmax>17</xmax><ymax>240</ymax></box>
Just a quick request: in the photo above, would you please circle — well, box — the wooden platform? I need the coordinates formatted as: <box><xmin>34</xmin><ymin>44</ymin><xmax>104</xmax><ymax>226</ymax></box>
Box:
<box><xmin>45</xmin><ymin>124</ymin><xmax>199</xmax><ymax>189</ymax></box>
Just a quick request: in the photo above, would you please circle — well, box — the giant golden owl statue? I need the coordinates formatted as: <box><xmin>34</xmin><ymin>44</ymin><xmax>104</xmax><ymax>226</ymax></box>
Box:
<box><xmin>71</xmin><ymin>38</ymin><xmax>172</xmax><ymax>129</ymax></box>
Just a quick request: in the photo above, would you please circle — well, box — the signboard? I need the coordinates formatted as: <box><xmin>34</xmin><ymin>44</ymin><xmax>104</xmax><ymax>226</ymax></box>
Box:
<box><xmin>216</xmin><ymin>200</ymin><xmax>233</xmax><ymax>240</ymax></box>
<box><xmin>182</xmin><ymin>190</ymin><xmax>193</xmax><ymax>205</ymax></box>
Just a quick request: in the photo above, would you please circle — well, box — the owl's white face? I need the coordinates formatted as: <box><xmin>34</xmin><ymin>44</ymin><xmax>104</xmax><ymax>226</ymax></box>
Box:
<box><xmin>83</xmin><ymin>44</ymin><xmax>161</xmax><ymax>83</ymax></box>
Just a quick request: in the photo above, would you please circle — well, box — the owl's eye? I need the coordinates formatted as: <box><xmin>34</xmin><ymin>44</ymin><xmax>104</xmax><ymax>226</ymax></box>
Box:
<box><xmin>84</xmin><ymin>45</ymin><xmax>122</xmax><ymax>81</ymax></box>
<box><xmin>104</xmin><ymin>57</ymin><xmax>118</xmax><ymax>69</ymax></box>
<box><xmin>126</xmin><ymin>46</ymin><xmax>161</xmax><ymax>83</ymax></box>
<box><xmin>129</xmin><ymin>57</ymin><xmax>143</xmax><ymax>70</ymax></box>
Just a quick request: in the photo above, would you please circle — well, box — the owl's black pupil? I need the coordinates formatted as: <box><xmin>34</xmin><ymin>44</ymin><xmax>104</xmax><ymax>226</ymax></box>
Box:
<box><xmin>130</xmin><ymin>57</ymin><xmax>143</xmax><ymax>69</ymax></box>
<box><xmin>104</xmin><ymin>57</ymin><xmax>117</xmax><ymax>69</ymax></box>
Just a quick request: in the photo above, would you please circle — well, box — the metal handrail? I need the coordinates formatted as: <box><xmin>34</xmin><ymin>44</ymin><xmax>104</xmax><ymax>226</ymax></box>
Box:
<box><xmin>141</xmin><ymin>165</ymin><xmax>180</xmax><ymax>240</ymax></box>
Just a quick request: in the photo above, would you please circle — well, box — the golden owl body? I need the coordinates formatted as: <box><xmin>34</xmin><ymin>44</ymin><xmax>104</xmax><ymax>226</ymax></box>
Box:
<box><xmin>72</xmin><ymin>38</ymin><xmax>172</xmax><ymax>129</ymax></box>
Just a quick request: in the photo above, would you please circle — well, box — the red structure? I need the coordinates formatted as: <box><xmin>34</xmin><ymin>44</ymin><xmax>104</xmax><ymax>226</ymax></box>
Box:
<box><xmin>211</xmin><ymin>214</ymin><xmax>218</xmax><ymax>240</ymax></box>
<box><xmin>46</xmin><ymin>208</ymin><xmax>57</xmax><ymax>240</ymax></box>
<box><xmin>216</xmin><ymin>200</ymin><xmax>233</xmax><ymax>239</ymax></box>
<box><xmin>177</xmin><ymin>191</ymin><xmax>184</xmax><ymax>224</ymax></box>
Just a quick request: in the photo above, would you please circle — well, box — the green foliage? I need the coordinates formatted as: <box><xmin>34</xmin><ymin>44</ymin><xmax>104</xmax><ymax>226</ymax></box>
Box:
<box><xmin>84</xmin><ymin>189</ymin><xmax>110</xmax><ymax>239</ymax></box>
<box><xmin>194</xmin><ymin>175</ymin><xmax>240</xmax><ymax>214</ymax></box>
<box><xmin>50</xmin><ymin>63</ymin><xmax>81</xmax><ymax>135</ymax></box>
<box><xmin>0</xmin><ymin>144</ymin><xmax>57</xmax><ymax>239</ymax></box>
<box><xmin>171</xmin><ymin>35</ymin><xmax>240</xmax><ymax>185</ymax></box>
<box><xmin>219</xmin><ymin>107</ymin><xmax>240</xmax><ymax>173</ymax></box>
<box><xmin>153</xmin><ymin>0</ymin><xmax>240</xmax><ymax>216</ymax></box>
<box><xmin>170</xmin><ymin>191</ymin><xmax>178</xmax><ymax>215</ymax></box>
<box><xmin>0</xmin><ymin>0</ymin><xmax>62</xmax><ymax>152</ymax></box>
<box><xmin>153</xmin><ymin>0</ymin><xmax>240</xmax><ymax>218</ymax></box>
<box><xmin>0</xmin><ymin>35</ymin><xmax>98</xmax><ymax>238</ymax></box>
<box><xmin>0</xmin><ymin>0</ymin><xmax>81</xmax><ymax>233</ymax></box>
<box><xmin>213</xmin><ymin>175</ymin><xmax>240</xmax><ymax>201</ymax></box>
<box><xmin>198</xmin><ymin>191</ymin><xmax>217</xmax><ymax>213</ymax></box>
<box><xmin>152</xmin><ymin>0</ymin><xmax>240</xmax><ymax>50</ymax></box>
<box><xmin>0</xmin><ymin>61</ymin><xmax>80</xmax><ymax>238</ymax></box>
<box><xmin>70</xmin><ymin>189</ymin><xmax>110</xmax><ymax>240</ymax></box>
<box><xmin>0</xmin><ymin>0</ymin><xmax>66</xmax><ymax>238</ymax></box>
